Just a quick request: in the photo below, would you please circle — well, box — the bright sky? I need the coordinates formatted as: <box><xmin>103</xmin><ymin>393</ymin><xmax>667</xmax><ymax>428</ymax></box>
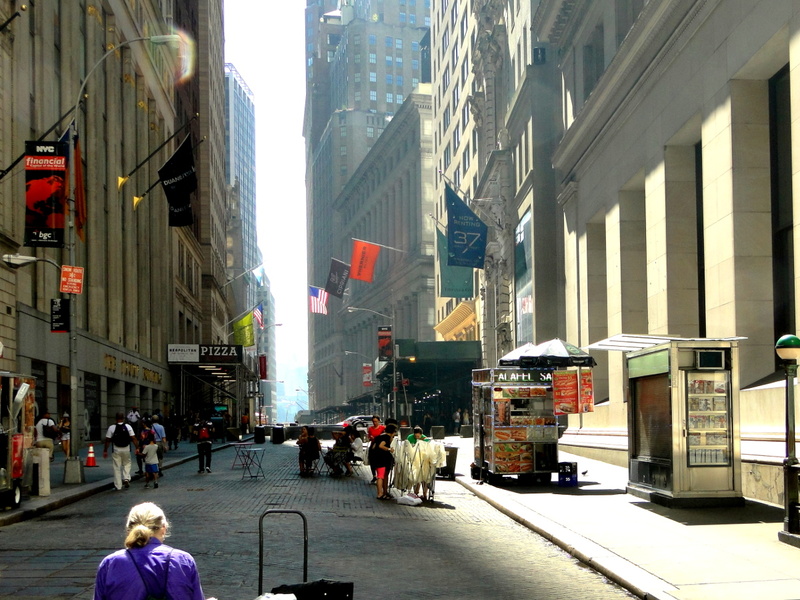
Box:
<box><xmin>223</xmin><ymin>1</ymin><xmax>309</xmax><ymax>403</ymax></box>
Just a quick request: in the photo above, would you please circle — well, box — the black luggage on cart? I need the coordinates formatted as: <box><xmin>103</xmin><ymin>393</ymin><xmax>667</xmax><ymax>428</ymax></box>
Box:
<box><xmin>258</xmin><ymin>509</ymin><xmax>354</xmax><ymax>600</ymax></box>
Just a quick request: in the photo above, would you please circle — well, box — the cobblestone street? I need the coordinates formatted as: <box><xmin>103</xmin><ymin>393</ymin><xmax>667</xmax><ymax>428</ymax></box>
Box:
<box><xmin>0</xmin><ymin>440</ymin><xmax>634</xmax><ymax>600</ymax></box>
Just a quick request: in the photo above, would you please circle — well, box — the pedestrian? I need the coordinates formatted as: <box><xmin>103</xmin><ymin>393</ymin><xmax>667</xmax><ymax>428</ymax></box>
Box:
<box><xmin>367</xmin><ymin>415</ymin><xmax>385</xmax><ymax>484</ymax></box>
<box><xmin>135</xmin><ymin>420</ymin><xmax>154</xmax><ymax>476</ymax></box>
<box><xmin>240</xmin><ymin>411</ymin><xmax>250</xmax><ymax>436</ymax></box>
<box><xmin>93</xmin><ymin>502</ymin><xmax>208</xmax><ymax>600</ymax></box>
<box><xmin>138</xmin><ymin>434</ymin><xmax>160</xmax><ymax>489</ymax></box>
<box><xmin>452</xmin><ymin>409</ymin><xmax>461</xmax><ymax>435</ymax></box>
<box><xmin>423</xmin><ymin>411</ymin><xmax>433</xmax><ymax>436</ymax></box>
<box><xmin>103</xmin><ymin>412</ymin><xmax>138</xmax><ymax>490</ymax></box>
<box><xmin>127</xmin><ymin>406</ymin><xmax>142</xmax><ymax>436</ymax></box>
<box><xmin>462</xmin><ymin>408</ymin><xmax>470</xmax><ymax>427</ymax></box>
<box><xmin>372</xmin><ymin>423</ymin><xmax>397</xmax><ymax>500</ymax></box>
<box><xmin>34</xmin><ymin>410</ymin><xmax>59</xmax><ymax>461</ymax></box>
<box><xmin>166</xmin><ymin>413</ymin><xmax>181</xmax><ymax>450</ymax></box>
<box><xmin>59</xmin><ymin>412</ymin><xmax>71</xmax><ymax>458</ymax></box>
<box><xmin>151</xmin><ymin>415</ymin><xmax>167</xmax><ymax>475</ymax></box>
<box><xmin>195</xmin><ymin>416</ymin><xmax>213</xmax><ymax>473</ymax></box>
<box><xmin>296</xmin><ymin>426</ymin><xmax>321</xmax><ymax>477</ymax></box>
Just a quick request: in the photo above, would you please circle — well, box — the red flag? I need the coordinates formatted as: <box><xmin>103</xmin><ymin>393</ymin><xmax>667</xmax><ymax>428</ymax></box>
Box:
<box><xmin>350</xmin><ymin>239</ymin><xmax>381</xmax><ymax>282</ymax></box>
<box><xmin>259</xmin><ymin>355</ymin><xmax>268</xmax><ymax>380</ymax></box>
<box><xmin>73</xmin><ymin>133</ymin><xmax>87</xmax><ymax>242</ymax></box>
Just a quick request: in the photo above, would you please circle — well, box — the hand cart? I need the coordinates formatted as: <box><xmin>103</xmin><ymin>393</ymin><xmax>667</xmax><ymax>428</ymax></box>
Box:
<box><xmin>257</xmin><ymin>509</ymin><xmax>354</xmax><ymax>600</ymax></box>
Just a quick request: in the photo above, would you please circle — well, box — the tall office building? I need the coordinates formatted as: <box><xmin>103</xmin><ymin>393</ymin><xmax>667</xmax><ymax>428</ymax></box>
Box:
<box><xmin>224</xmin><ymin>63</ymin><xmax>259</xmax><ymax>312</ymax></box>
<box><xmin>303</xmin><ymin>0</ymin><xmax>431</xmax><ymax>410</ymax></box>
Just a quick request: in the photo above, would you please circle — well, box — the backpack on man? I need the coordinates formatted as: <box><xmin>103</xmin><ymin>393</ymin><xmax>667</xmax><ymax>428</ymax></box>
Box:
<box><xmin>198</xmin><ymin>424</ymin><xmax>211</xmax><ymax>441</ymax></box>
<box><xmin>112</xmin><ymin>423</ymin><xmax>131</xmax><ymax>448</ymax></box>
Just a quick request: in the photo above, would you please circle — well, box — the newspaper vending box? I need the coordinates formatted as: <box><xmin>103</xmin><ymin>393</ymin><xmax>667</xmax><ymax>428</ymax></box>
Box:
<box><xmin>471</xmin><ymin>368</ymin><xmax>559</xmax><ymax>484</ymax></box>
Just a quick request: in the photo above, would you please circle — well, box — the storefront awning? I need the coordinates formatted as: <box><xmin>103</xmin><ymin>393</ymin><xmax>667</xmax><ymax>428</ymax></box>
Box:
<box><xmin>586</xmin><ymin>334</ymin><xmax>747</xmax><ymax>353</ymax></box>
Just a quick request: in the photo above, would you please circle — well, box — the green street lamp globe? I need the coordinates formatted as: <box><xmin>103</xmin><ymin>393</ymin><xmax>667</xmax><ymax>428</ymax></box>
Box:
<box><xmin>776</xmin><ymin>334</ymin><xmax>800</xmax><ymax>361</ymax></box>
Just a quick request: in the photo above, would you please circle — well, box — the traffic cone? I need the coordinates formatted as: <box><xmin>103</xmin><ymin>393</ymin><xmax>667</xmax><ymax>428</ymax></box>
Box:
<box><xmin>85</xmin><ymin>444</ymin><xmax>98</xmax><ymax>467</ymax></box>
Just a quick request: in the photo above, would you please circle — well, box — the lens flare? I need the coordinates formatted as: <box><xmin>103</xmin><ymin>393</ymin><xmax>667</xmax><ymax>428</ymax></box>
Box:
<box><xmin>170</xmin><ymin>27</ymin><xmax>196</xmax><ymax>83</ymax></box>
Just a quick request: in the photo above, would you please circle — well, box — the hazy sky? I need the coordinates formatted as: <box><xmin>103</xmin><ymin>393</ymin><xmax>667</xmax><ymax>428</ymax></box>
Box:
<box><xmin>223</xmin><ymin>1</ymin><xmax>309</xmax><ymax>405</ymax></box>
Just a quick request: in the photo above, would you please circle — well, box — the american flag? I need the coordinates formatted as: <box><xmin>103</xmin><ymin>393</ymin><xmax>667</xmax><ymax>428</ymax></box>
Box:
<box><xmin>253</xmin><ymin>302</ymin><xmax>264</xmax><ymax>329</ymax></box>
<box><xmin>309</xmin><ymin>286</ymin><xmax>329</xmax><ymax>315</ymax></box>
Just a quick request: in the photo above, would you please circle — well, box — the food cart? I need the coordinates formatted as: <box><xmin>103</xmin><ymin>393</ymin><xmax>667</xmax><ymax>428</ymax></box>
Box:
<box><xmin>471</xmin><ymin>339</ymin><xmax>597</xmax><ymax>485</ymax></box>
<box><xmin>471</xmin><ymin>368</ymin><xmax>559</xmax><ymax>483</ymax></box>
<box><xmin>0</xmin><ymin>373</ymin><xmax>35</xmax><ymax>510</ymax></box>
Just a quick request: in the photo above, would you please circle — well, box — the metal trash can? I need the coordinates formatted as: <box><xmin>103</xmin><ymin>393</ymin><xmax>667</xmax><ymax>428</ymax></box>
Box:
<box><xmin>438</xmin><ymin>445</ymin><xmax>458</xmax><ymax>480</ymax></box>
<box><xmin>253</xmin><ymin>426</ymin><xmax>266</xmax><ymax>444</ymax></box>
<box><xmin>271</xmin><ymin>426</ymin><xmax>285</xmax><ymax>444</ymax></box>
<box><xmin>558</xmin><ymin>461</ymin><xmax>578</xmax><ymax>487</ymax></box>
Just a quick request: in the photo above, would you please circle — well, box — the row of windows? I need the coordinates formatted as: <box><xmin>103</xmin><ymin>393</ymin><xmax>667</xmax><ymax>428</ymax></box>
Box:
<box><xmin>353</xmin><ymin>90</ymin><xmax>406</xmax><ymax>104</ymax></box>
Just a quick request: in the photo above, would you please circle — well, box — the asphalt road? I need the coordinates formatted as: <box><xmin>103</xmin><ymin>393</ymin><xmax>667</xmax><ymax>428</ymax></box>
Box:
<box><xmin>0</xmin><ymin>441</ymin><xmax>635</xmax><ymax>600</ymax></box>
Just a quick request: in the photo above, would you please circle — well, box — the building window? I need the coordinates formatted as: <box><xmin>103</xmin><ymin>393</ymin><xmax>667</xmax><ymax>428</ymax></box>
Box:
<box><xmin>369</xmin><ymin>71</ymin><xmax>377</xmax><ymax>82</ymax></box>
<box><xmin>340</xmin><ymin>145</ymin><xmax>347</xmax><ymax>156</ymax></box>
<box><xmin>386</xmin><ymin>56</ymin><xmax>393</xmax><ymax>67</ymax></box>
<box><xmin>367</xmin><ymin>126</ymin><xmax>375</xmax><ymax>138</ymax></box>
<box><xmin>340</xmin><ymin>126</ymin><xmax>347</xmax><ymax>137</ymax></box>
<box><xmin>355</xmin><ymin>90</ymin><xmax>361</xmax><ymax>102</ymax></box>
<box><xmin>412</xmin><ymin>59</ymin><xmax>419</xmax><ymax>71</ymax></box>
<box><xmin>369</xmin><ymin>52</ymin><xmax>376</xmax><ymax>64</ymax></box>
<box><xmin>354</xmin><ymin>53</ymin><xmax>361</xmax><ymax>64</ymax></box>
<box><xmin>386</xmin><ymin>93</ymin><xmax>394</xmax><ymax>103</ymax></box>
<box><xmin>412</xmin><ymin>41</ymin><xmax>419</xmax><ymax>52</ymax></box>
<box><xmin>354</xmin><ymin>72</ymin><xmax>361</xmax><ymax>82</ymax></box>
<box><xmin>396</xmin><ymin>39</ymin><xmax>403</xmax><ymax>49</ymax></box>
<box><xmin>396</xmin><ymin>94</ymin><xmax>403</xmax><ymax>104</ymax></box>
<box><xmin>462</xmin><ymin>146</ymin><xmax>470</xmax><ymax>172</ymax></box>
<box><xmin>370</xmin><ymin>90</ymin><xmax>377</xmax><ymax>101</ymax></box>
<box><xmin>386</xmin><ymin>74</ymin><xmax>393</xmax><ymax>85</ymax></box>
<box><xmin>385</xmin><ymin>36</ymin><xmax>393</xmax><ymax>47</ymax></box>
<box><xmin>396</xmin><ymin>75</ymin><xmax>404</xmax><ymax>86</ymax></box>
<box><xmin>395</xmin><ymin>56</ymin><xmax>403</xmax><ymax>67</ymax></box>
<box><xmin>400</xmin><ymin>12</ymin><xmax>406</xmax><ymax>23</ymax></box>
<box><xmin>409</xmin><ymin>14</ymin><xmax>416</xmax><ymax>24</ymax></box>
<box><xmin>369</xmin><ymin>34</ymin><xmax>376</xmax><ymax>45</ymax></box>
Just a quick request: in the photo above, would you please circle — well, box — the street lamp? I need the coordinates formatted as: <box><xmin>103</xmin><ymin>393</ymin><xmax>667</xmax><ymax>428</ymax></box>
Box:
<box><xmin>346</xmin><ymin>306</ymin><xmax>397</xmax><ymax>420</ymax></box>
<box><xmin>60</xmin><ymin>33</ymin><xmax>182</xmax><ymax>483</ymax></box>
<box><xmin>776</xmin><ymin>334</ymin><xmax>800</xmax><ymax>545</ymax></box>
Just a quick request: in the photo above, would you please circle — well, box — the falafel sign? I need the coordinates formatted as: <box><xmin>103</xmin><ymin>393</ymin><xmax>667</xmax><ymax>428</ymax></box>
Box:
<box><xmin>24</xmin><ymin>141</ymin><xmax>69</xmax><ymax>247</ymax></box>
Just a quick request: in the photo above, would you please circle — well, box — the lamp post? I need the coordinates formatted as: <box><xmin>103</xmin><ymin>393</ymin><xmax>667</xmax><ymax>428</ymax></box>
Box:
<box><xmin>776</xmin><ymin>334</ymin><xmax>800</xmax><ymax>545</ymax></box>
<box><xmin>62</xmin><ymin>33</ymin><xmax>181</xmax><ymax>483</ymax></box>
<box><xmin>346</xmin><ymin>306</ymin><xmax>396</xmax><ymax>420</ymax></box>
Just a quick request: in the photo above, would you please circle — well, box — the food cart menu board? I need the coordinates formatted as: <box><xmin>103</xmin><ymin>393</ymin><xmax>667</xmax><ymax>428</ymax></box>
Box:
<box><xmin>487</xmin><ymin>387</ymin><xmax>557</xmax><ymax>473</ymax></box>
<box><xmin>685</xmin><ymin>372</ymin><xmax>731</xmax><ymax>467</ymax></box>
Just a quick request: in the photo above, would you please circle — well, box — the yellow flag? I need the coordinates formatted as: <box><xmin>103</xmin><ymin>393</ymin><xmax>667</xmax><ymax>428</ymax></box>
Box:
<box><xmin>233</xmin><ymin>312</ymin><xmax>255</xmax><ymax>347</ymax></box>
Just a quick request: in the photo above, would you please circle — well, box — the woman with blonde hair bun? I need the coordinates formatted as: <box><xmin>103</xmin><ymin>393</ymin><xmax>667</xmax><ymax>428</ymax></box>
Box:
<box><xmin>94</xmin><ymin>502</ymin><xmax>210</xmax><ymax>600</ymax></box>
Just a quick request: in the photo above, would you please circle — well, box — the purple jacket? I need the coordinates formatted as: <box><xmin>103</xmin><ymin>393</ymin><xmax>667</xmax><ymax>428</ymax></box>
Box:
<box><xmin>94</xmin><ymin>538</ymin><xmax>205</xmax><ymax>600</ymax></box>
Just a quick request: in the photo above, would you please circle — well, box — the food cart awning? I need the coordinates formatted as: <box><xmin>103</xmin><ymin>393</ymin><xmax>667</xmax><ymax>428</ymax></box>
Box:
<box><xmin>499</xmin><ymin>338</ymin><xmax>597</xmax><ymax>368</ymax></box>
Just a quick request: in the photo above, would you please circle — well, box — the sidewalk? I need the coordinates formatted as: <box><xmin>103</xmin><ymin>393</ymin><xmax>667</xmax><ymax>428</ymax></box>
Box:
<box><xmin>446</xmin><ymin>435</ymin><xmax>800</xmax><ymax>600</ymax></box>
<box><xmin>0</xmin><ymin>437</ymin><xmax>233</xmax><ymax>527</ymax></box>
<box><xmin>3</xmin><ymin>435</ymin><xmax>800</xmax><ymax>599</ymax></box>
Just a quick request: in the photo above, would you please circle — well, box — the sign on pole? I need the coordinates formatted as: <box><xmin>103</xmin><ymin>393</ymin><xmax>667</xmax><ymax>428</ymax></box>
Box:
<box><xmin>59</xmin><ymin>265</ymin><xmax>85</xmax><ymax>294</ymax></box>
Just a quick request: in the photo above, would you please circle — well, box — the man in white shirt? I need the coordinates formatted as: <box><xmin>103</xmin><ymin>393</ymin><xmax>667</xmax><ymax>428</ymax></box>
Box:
<box><xmin>103</xmin><ymin>412</ymin><xmax>138</xmax><ymax>490</ymax></box>
<box><xmin>126</xmin><ymin>406</ymin><xmax>141</xmax><ymax>435</ymax></box>
<box><xmin>34</xmin><ymin>411</ymin><xmax>58</xmax><ymax>460</ymax></box>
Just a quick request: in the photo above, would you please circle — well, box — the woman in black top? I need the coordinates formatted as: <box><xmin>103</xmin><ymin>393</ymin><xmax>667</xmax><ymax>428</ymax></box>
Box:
<box><xmin>371</xmin><ymin>423</ymin><xmax>397</xmax><ymax>499</ymax></box>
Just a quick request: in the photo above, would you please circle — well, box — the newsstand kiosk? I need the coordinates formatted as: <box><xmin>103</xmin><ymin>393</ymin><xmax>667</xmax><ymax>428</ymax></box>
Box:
<box><xmin>626</xmin><ymin>339</ymin><xmax>744</xmax><ymax>507</ymax></box>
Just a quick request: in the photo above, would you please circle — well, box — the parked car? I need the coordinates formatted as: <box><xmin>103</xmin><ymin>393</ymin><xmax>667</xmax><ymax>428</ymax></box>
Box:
<box><xmin>337</xmin><ymin>415</ymin><xmax>374</xmax><ymax>430</ymax></box>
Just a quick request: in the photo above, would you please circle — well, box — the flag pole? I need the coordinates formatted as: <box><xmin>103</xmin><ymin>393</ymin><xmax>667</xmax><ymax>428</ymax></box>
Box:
<box><xmin>351</xmin><ymin>238</ymin><xmax>406</xmax><ymax>253</ymax></box>
<box><xmin>0</xmin><ymin>106</ymin><xmax>77</xmax><ymax>181</ymax></box>
<box><xmin>118</xmin><ymin>114</ymin><xmax>198</xmax><ymax>190</ymax></box>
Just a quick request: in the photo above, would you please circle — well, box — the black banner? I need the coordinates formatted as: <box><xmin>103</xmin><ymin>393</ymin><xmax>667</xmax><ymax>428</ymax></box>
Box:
<box><xmin>25</xmin><ymin>141</ymin><xmax>68</xmax><ymax>247</ymax></box>
<box><xmin>159</xmin><ymin>136</ymin><xmax>196</xmax><ymax>227</ymax></box>
<box><xmin>50</xmin><ymin>298</ymin><xmax>70</xmax><ymax>333</ymax></box>
<box><xmin>324</xmin><ymin>258</ymin><xmax>351</xmax><ymax>298</ymax></box>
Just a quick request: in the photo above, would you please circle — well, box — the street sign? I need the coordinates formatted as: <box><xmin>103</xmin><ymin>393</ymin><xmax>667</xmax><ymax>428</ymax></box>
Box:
<box><xmin>50</xmin><ymin>298</ymin><xmax>70</xmax><ymax>332</ymax></box>
<box><xmin>59</xmin><ymin>265</ymin><xmax>85</xmax><ymax>294</ymax></box>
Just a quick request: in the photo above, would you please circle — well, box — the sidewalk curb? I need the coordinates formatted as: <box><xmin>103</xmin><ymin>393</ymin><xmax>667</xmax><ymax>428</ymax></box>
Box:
<box><xmin>457</xmin><ymin>476</ymin><xmax>678</xmax><ymax>600</ymax></box>
<box><xmin>0</xmin><ymin>442</ymin><xmax>236</xmax><ymax>528</ymax></box>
